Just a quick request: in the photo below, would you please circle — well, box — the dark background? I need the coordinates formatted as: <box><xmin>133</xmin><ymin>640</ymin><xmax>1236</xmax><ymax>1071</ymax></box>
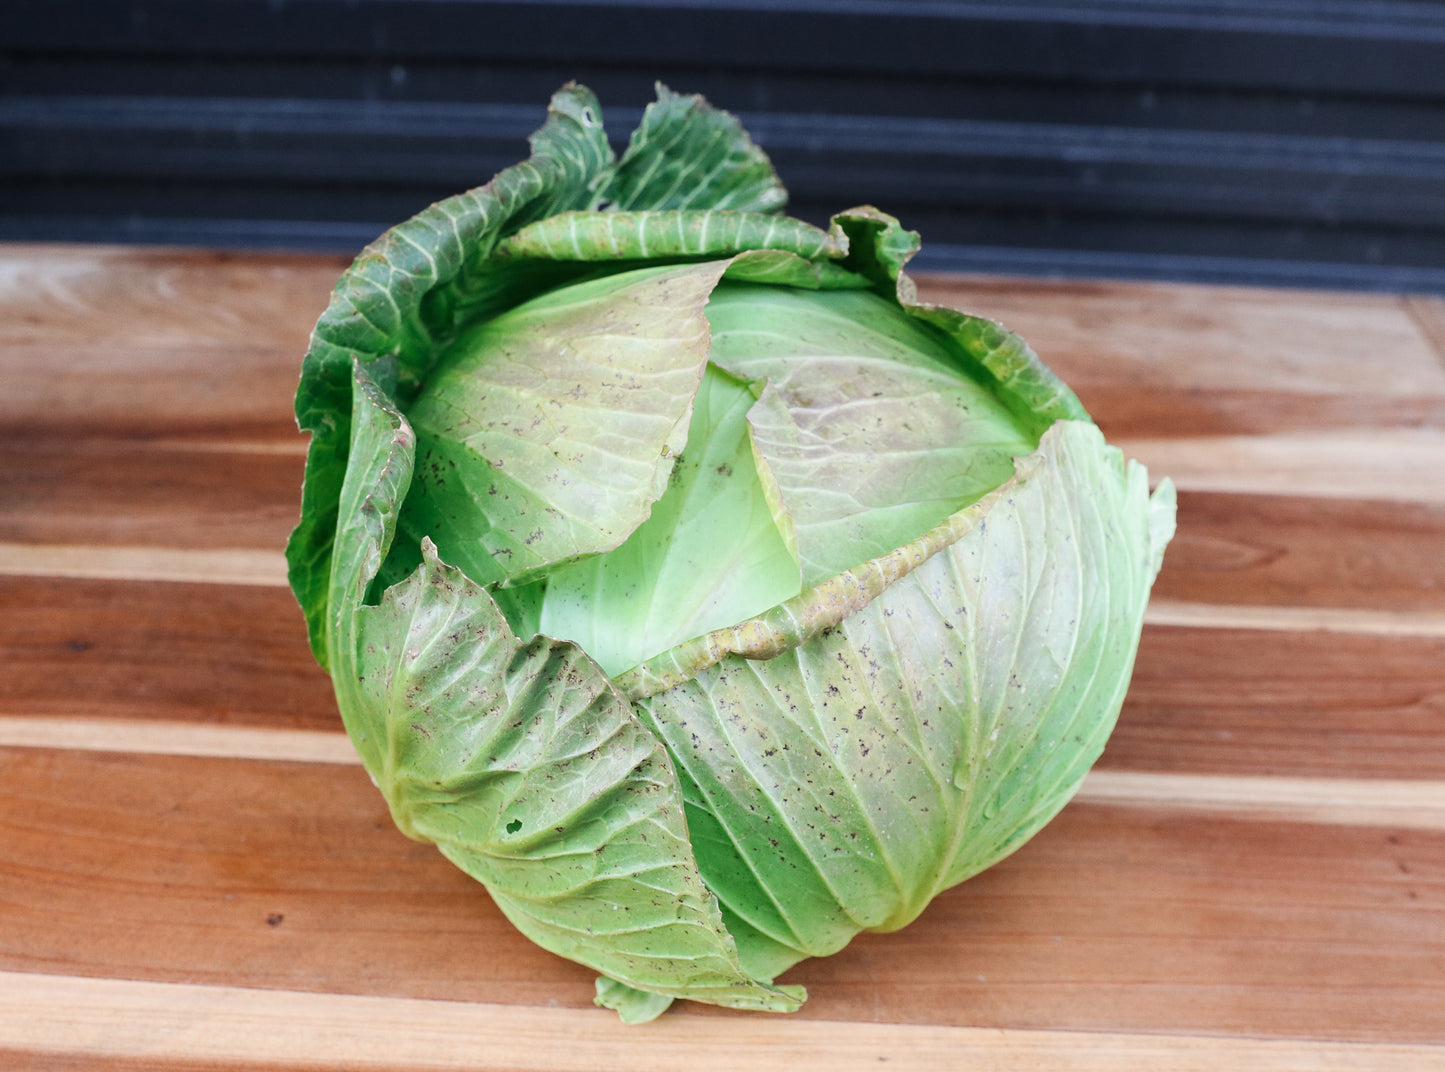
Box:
<box><xmin>4</xmin><ymin>0</ymin><xmax>1444</xmax><ymax>291</ymax></box>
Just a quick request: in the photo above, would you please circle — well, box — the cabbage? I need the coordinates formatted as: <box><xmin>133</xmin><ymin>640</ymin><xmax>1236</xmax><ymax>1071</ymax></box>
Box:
<box><xmin>287</xmin><ymin>83</ymin><xmax>1176</xmax><ymax>1022</ymax></box>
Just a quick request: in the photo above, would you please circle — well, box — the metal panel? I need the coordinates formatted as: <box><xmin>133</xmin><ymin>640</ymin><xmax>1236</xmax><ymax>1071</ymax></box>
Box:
<box><xmin>2</xmin><ymin>0</ymin><xmax>1443</xmax><ymax>290</ymax></box>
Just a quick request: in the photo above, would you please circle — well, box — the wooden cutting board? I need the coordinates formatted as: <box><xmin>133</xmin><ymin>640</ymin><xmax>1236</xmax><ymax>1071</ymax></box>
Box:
<box><xmin>1</xmin><ymin>243</ymin><xmax>1442</xmax><ymax>1071</ymax></box>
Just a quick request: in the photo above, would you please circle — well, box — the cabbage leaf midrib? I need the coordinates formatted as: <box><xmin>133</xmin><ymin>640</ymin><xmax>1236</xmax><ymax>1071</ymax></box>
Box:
<box><xmin>612</xmin><ymin>448</ymin><xmax>1042</xmax><ymax>701</ymax></box>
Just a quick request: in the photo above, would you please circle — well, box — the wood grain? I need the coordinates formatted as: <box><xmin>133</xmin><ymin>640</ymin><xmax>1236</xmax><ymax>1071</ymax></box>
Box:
<box><xmin>0</xmin><ymin>717</ymin><xmax>356</xmax><ymax>764</ymax></box>
<box><xmin>6</xmin><ymin>974</ymin><xmax>1439</xmax><ymax>1072</ymax></box>
<box><xmin>1145</xmin><ymin>601</ymin><xmax>1445</xmax><ymax>638</ymax></box>
<box><xmin>0</xmin><ymin>245</ymin><xmax>343</xmax><ymax>350</ymax></box>
<box><xmin>1153</xmin><ymin>492</ymin><xmax>1445</xmax><ymax>612</ymax></box>
<box><xmin>4</xmin><ymin>716</ymin><xmax>1440</xmax><ymax>830</ymax></box>
<box><xmin>3</xmin><ymin>244</ymin><xmax>1443</xmax><ymax>1066</ymax></box>
<box><xmin>0</xmin><ymin>577</ymin><xmax>335</xmax><ymax>728</ymax></box>
<box><xmin>1118</xmin><ymin>429</ymin><xmax>1445</xmax><ymax>503</ymax></box>
<box><xmin>4</xmin><ymin>578</ymin><xmax>1439</xmax><ymax>779</ymax></box>
<box><xmin>3</xmin><ymin>251</ymin><xmax>1442</xmax><ymax>440</ymax></box>
<box><xmin>1112</xmin><ymin>625</ymin><xmax>1445</xmax><ymax>779</ymax></box>
<box><xmin>1406</xmin><ymin>294</ymin><xmax>1445</xmax><ymax>371</ymax></box>
<box><xmin>0</xmin><ymin>543</ymin><xmax>288</xmax><ymax>586</ymax></box>
<box><xmin>1081</xmin><ymin>770</ymin><xmax>1445</xmax><ymax>830</ymax></box>
<box><xmin>0</xmin><ymin>437</ymin><xmax>303</xmax><ymax>550</ymax></box>
<box><xmin>923</xmin><ymin>275</ymin><xmax>1445</xmax><ymax>440</ymax></box>
<box><xmin>0</xmin><ymin>341</ymin><xmax>305</xmax><ymax>440</ymax></box>
<box><xmin>918</xmin><ymin>275</ymin><xmax>1445</xmax><ymax>399</ymax></box>
<box><xmin>1072</xmin><ymin>383</ymin><xmax>1445</xmax><ymax>438</ymax></box>
<box><xmin>2</xmin><ymin>747</ymin><xmax>1440</xmax><ymax>1044</ymax></box>
<box><xmin>0</xmin><ymin>245</ymin><xmax>340</xmax><ymax>437</ymax></box>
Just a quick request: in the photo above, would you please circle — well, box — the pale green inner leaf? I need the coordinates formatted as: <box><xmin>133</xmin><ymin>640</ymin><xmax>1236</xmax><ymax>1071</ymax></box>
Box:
<box><xmin>398</xmin><ymin>261</ymin><xmax>729</xmax><ymax>586</ymax></box>
<box><xmin>402</xmin><ymin>272</ymin><xmax>1043</xmax><ymax>683</ymax></box>
<box><xmin>705</xmin><ymin>283</ymin><xmax>1037</xmax><ymax>585</ymax></box>
<box><xmin>536</xmin><ymin>363</ymin><xmax>803</xmax><ymax>677</ymax></box>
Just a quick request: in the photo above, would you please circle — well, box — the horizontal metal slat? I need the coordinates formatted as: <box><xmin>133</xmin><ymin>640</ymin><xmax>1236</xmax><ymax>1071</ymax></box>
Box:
<box><xmin>6</xmin><ymin>95</ymin><xmax>1444</xmax><ymax>229</ymax></box>
<box><xmin>3</xmin><ymin>0</ymin><xmax>1445</xmax><ymax>96</ymax></box>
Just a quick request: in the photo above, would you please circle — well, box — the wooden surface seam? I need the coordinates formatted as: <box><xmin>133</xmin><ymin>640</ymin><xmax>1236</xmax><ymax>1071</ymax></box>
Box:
<box><xmin>1405</xmin><ymin>295</ymin><xmax>1445</xmax><ymax>372</ymax></box>
<box><xmin>0</xmin><ymin>542</ymin><xmax>289</xmax><ymax>586</ymax></box>
<box><xmin>5</xmin><ymin>545</ymin><xmax>1445</xmax><ymax>638</ymax></box>
<box><xmin>3</xmin><ymin>970</ymin><xmax>1440</xmax><ymax>1072</ymax></box>
<box><xmin>3</xmin><ymin>716</ymin><xmax>1442</xmax><ymax>829</ymax></box>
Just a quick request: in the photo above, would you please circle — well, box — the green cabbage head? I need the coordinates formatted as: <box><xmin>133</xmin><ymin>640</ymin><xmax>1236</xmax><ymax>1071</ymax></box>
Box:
<box><xmin>287</xmin><ymin>83</ymin><xmax>1176</xmax><ymax>1022</ymax></box>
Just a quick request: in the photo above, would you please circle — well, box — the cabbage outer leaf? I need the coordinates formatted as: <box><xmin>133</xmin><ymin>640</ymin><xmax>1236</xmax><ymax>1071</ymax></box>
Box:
<box><xmin>329</xmin><ymin>357</ymin><xmax>803</xmax><ymax>1021</ymax></box>
<box><xmin>398</xmin><ymin>260</ymin><xmax>732</xmax><ymax>587</ymax></box>
<box><xmin>606</xmin><ymin>83</ymin><xmax>787</xmax><ymax>213</ymax></box>
<box><xmin>289</xmin><ymin>83</ymin><xmax>792</xmax><ymax>665</ymax></box>
<box><xmin>634</xmin><ymin>420</ymin><xmax>1175</xmax><ymax>978</ymax></box>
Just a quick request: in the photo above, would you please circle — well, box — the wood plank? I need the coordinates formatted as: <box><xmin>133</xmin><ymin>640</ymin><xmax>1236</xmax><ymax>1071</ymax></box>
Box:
<box><xmin>0</xmin><ymin>245</ymin><xmax>343</xmax><ymax>351</ymax></box>
<box><xmin>13</xmin><ymin>253</ymin><xmax>1436</xmax><ymax>409</ymax></box>
<box><xmin>4</xmin><ymin>715</ymin><xmax>1442</xmax><ymax>831</ymax></box>
<box><xmin>7</xmin><ymin>483</ymin><xmax>1445</xmax><ymax>635</ymax></box>
<box><xmin>6</xmin><ymin>559</ymin><xmax>1445</xmax><ymax>643</ymax></box>
<box><xmin>1116</xmin><ymin>429</ymin><xmax>1445</xmax><ymax>503</ymax></box>
<box><xmin>0</xmin><ymin>244</ymin><xmax>341</xmax><ymax>436</ymax></box>
<box><xmin>2</xmin><ymin>581</ymin><xmax>1442</xmax><ymax>779</ymax></box>
<box><xmin>922</xmin><ymin>276</ymin><xmax>1445</xmax><ymax>438</ymax></box>
<box><xmin>9</xmin><ymin>556</ymin><xmax>1445</xmax><ymax>639</ymax></box>
<box><xmin>0</xmin><ymin>577</ymin><xmax>336</xmax><ymax>729</ymax></box>
<box><xmin>1153</xmin><ymin>492</ymin><xmax>1445</xmax><ymax>613</ymax></box>
<box><xmin>1110</xmin><ymin>626</ymin><xmax>1445</xmax><ymax>780</ymax></box>
<box><xmin>918</xmin><ymin>275</ymin><xmax>1445</xmax><ymax>400</ymax></box>
<box><xmin>11</xmin><ymin>452</ymin><xmax>1445</xmax><ymax>601</ymax></box>
<box><xmin>1</xmin><ymin>747</ymin><xmax>1441</xmax><ymax>1043</ymax></box>
<box><xmin>7</xmin><ymin>546</ymin><xmax>1445</xmax><ymax>638</ymax></box>
<box><xmin>0</xmin><ymin>544</ymin><xmax>287</xmax><ymax>587</ymax></box>
<box><xmin>0</xmin><ymin>717</ymin><xmax>357</xmax><ymax>766</ymax></box>
<box><xmin>4</xmin><ymin>253</ymin><xmax>1440</xmax><ymax>442</ymax></box>
<box><xmin>0</xmin><ymin>437</ymin><xmax>303</xmax><ymax>550</ymax></box>
<box><xmin>4</xmin><ymin>435</ymin><xmax>1444</xmax><ymax>614</ymax></box>
<box><xmin>1079</xmin><ymin>770</ymin><xmax>1445</xmax><ymax>831</ymax></box>
<box><xmin>1145</xmin><ymin>601</ymin><xmax>1445</xmax><ymax>638</ymax></box>
<box><xmin>2</xmin><ymin>973</ymin><xmax>1440</xmax><ymax>1072</ymax></box>
<box><xmin>1405</xmin><ymin>294</ymin><xmax>1445</xmax><ymax>369</ymax></box>
<box><xmin>1081</xmin><ymin>383</ymin><xmax>1445</xmax><ymax>439</ymax></box>
<box><xmin>0</xmin><ymin>343</ymin><xmax>305</xmax><ymax>438</ymax></box>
